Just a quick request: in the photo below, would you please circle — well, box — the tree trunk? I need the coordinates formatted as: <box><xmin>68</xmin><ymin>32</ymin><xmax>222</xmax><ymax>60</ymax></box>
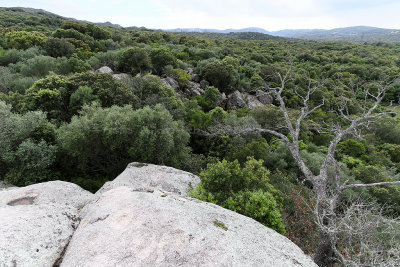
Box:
<box><xmin>314</xmin><ymin>230</ymin><xmax>335</xmax><ymax>267</ymax></box>
<box><xmin>314</xmin><ymin>200</ymin><xmax>336</xmax><ymax>267</ymax></box>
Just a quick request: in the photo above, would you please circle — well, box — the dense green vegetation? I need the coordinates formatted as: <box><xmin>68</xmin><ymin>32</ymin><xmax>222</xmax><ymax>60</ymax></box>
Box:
<box><xmin>1</xmin><ymin>7</ymin><xmax>400</xmax><ymax>263</ymax></box>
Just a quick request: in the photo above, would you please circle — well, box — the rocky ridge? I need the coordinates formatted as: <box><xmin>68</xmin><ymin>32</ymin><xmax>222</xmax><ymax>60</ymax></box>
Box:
<box><xmin>0</xmin><ymin>163</ymin><xmax>316</xmax><ymax>266</ymax></box>
<box><xmin>96</xmin><ymin>66</ymin><xmax>272</xmax><ymax>110</ymax></box>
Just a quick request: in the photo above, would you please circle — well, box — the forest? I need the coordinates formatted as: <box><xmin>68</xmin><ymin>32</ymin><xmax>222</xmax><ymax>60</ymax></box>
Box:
<box><xmin>1</xmin><ymin>7</ymin><xmax>400</xmax><ymax>266</ymax></box>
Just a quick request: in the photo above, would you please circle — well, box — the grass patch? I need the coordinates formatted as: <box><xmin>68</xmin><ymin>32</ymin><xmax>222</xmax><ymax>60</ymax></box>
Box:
<box><xmin>213</xmin><ymin>220</ymin><xmax>228</xmax><ymax>231</ymax></box>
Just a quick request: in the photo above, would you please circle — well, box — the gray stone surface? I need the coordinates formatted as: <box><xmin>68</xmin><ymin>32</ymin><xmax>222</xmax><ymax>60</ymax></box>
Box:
<box><xmin>256</xmin><ymin>89</ymin><xmax>273</xmax><ymax>105</ymax></box>
<box><xmin>112</xmin><ymin>73</ymin><xmax>131</xmax><ymax>81</ymax></box>
<box><xmin>191</xmin><ymin>73</ymin><xmax>201</xmax><ymax>83</ymax></box>
<box><xmin>61</xmin><ymin>187</ymin><xmax>316</xmax><ymax>267</ymax></box>
<box><xmin>162</xmin><ymin>77</ymin><xmax>180</xmax><ymax>91</ymax></box>
<box><xmin>186</xmin><ymin>81</ymin><xmax>204</xmax><ymax>97</ymax></box>
<box><xmin>246</xmin><ymin>94</ymin><xmax>265</xmax><ymax>109</ymax></box>
<box><xmin>199</xmin><ymin>79</ymin><xmax>209</xmax><ymax>89</ymax></box>
<box><xmin>227</xmin><ymin>90</ymin><xmax>246</xmax><ymax>109</ymax></box>
<box><xmin>97</xmin><ymin>162</ymin><xmax>200</xmax><ymax>197</ymax></box>
<box><xmin>0</xmin><ymin>181</ymin><xmax>93</xmax><ymax>267</ymax></box>
<box><xmin>0</xmin><ymin>181</ymin><xmax>93</xmax><ymax>209</ymax></box>
<box><xmin>96</xmin><ymin>66</ymin><xmax>113</xmax><ymax>74</ymax></box>
<box><xmin>185</xmin><ymin>68</ymin><xmax>194</xmax><ymax>75</ymax></box>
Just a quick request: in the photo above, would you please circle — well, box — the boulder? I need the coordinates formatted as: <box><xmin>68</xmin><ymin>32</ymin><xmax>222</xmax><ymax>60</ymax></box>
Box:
<box><xmin>186</xmin><ymin>81</ymin><xmax>204</xmax><ymax>97</ymax></box>
<box><xmin>112</xmin><ymin>73</ymin><xmax>131</xmax><ymax>81</ymax></box>
<box><xmin>246</xmin><ymin>94</ymin><xmax>265</xmax><ymax>109</ymax></box>
<box><xmin>185</xmin><ymin>68</ymin><xmax>194</xmax><ymax>75</ymax></box>
<box><xmin>256</xmin><ymin>89</ymin><xmax>273</xmax><ymax>105</ymax></box>
<box><xmin>162</xmin><ymin>77</ymin><xmax>180</xmax><ymax>91</ymax></box>
<box><xmin>96</xmin><ymin>162</ymin><xmax>200</xmax><ymax>197</ymax></box>
<box><xmin>227</xmin><ymin>90</ymin><xmax>246</xmax><ymax>109</ymax></box>
<box><xmin>0</xmin><ymin>181</ymin><xmax>93</xmax><ymax>267</ymax></box>
<box><xmin>218</xmin><ymin>92</ymin><xmax>228</xmax><ymax>106</ymax></box>
<box><xmin>95</xmin><ymin>66</ymin><xmax>113</xmax><ymax>74</ymax></box>
<box><xmin>61</xmin><ymin>187</ymin><xmax>316</xmax><ymax>267</ymax></box>
<box><xmin>199</xmin><ymin>79</ymin><xmax>210</xmax><ymax>89</ymax></box>
<box><xmin>191</xmin><ymin>73</ymin><xmax>201</xmax><ymax>83</ymax></box>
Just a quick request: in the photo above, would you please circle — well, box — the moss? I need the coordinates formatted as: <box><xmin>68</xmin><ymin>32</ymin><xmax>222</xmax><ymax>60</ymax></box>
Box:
<box><xmin>132</xmin><ymin>162</ymin><xmax>148</xmax><ymax>168</ymax></box>
<box><xmin>213</xmin><ymin>220</ymin><xmax>228</xmax><ymax>231</ymax></box>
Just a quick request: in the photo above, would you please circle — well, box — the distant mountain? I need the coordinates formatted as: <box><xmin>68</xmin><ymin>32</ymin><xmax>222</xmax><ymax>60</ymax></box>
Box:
<box><xmin>164</xmin><ymin>27</ymin><xmax>270</xmax><ymax>34</ymax></box>
<box><xmin>178</xmin><ymin>31</ymin><xmax>284</xmax><ymax>41</ymax></box>
<box><xmin>273</xmin><ymin>26</ymin><xmax>400</xmax><ymax>43</ymax></box>
<box><xmin>0</xmin><ymin>7</ymin><xmax>123</xmax><ymax>30</ymax></box>
<box><xmin>165</xmin><ymin>26</ymin><xmax>400</xmax><ymax>43</ymax></box>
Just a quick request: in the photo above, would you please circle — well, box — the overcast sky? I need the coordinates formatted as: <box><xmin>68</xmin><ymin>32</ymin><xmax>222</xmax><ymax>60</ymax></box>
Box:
<box><xmin>1</xmin><ymin>0</ymin><xmax>400</xmax><ymax>31</ymax></box>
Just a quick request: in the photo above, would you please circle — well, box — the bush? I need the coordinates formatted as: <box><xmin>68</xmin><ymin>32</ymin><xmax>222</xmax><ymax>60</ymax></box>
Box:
<box><xmin>0</xmin><ymin>47</ymin><xmax>42</xmax><ymax>66</ymax></box>
<box><xmin>149</xmin><ymin>47</ymin><xmax>176</xmax><ymax>73</ymax></box>
<box><xmin>119</xmin><ymin>46</ymin><xmax>152</xmax><ymax>73</ymax></box>
<box><xmin>24</xmin><ymin>72</ymin><xmax>138</xmax><ymax>122</ymax></box>
<box><xmin>190</xmin><ymin>158</ymin><xmax>285</xmax><ymax>233</ymax></box>
<box><xmin>89</xmin><ymin>49</ymin><xmax>122</xmax><ymax>71</ymax></box>
<box><xmin>0</xmin><ymin>101</ymin><xmax>57</xmax><ymax>185</ymax></box>
<box><xmin>20</xmin><ymin>55</ymin><xmax>59</xmax><ymax>77</ymax></box>
<box><xmin>168</xmin><ymin>68</ymin><xmax>190</xmax><ymax>88</ymax></box>
<box><xmin>57</xmin><ymin>103</ymin><xmax>191</xmax><ymax>177</ymax></box>
<box><xmin>44</xmin><ymin>38</ymin><xmax>75</xmax><ymax>58</ymax></box>
<box><xmin>5</xmin><ymin>31</ymin><xmax>47</xmax><ymax>49</ymax></box>
<box><xmin>131</xmin><ymin>74</ymin><xmax>185</xmax><ymax>119</ymax></box>
<box><xmin>201</xmin><ymin>57</ymin><xmax>239</xmax><ymax>93</ymax></box>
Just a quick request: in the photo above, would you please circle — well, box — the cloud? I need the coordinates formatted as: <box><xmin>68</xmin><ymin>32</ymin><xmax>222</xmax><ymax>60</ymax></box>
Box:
<box><xmin>2</xmin><ymin>0</ymin><xmax>400</xmax><ymax>30</ymax></box>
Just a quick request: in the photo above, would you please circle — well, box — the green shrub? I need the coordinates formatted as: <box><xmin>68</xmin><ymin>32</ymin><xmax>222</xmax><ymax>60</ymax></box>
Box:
<box><xmin>5</xmin><ymin>31</ymin><xmax>47</xmax><ymax>49</ymax></box>
<box><xmin>44</xmin><ymin>38</ymin><xmax>75</xmax><ymax>58</ymax></box>
<box><xmin>168</xmin><ymin>68</ymin><xmax>191</xmax><ymax>88</ymax></box>
<box><xmin>190</xmin><ymin>157</ymin><xmax>285</xmax><ymax>234</ymax></box>
<box><xmin>57</xmin><ymin>103</ymin><xmax>191</xmax><ymax>177</ymax></box>
<box><xmin>0</xmin><ymin>101</ymin><xmax>57</xmax><ymax>185</ymax></box>
<box><xmin>119</xmin><ymin>46</ymin><xmax>152</xmax><ymax>73</ymax></box>
<box><xmin>149</xmin><ymin>47</ymin><xmax>176</xmax><ymax>73</ymax></box>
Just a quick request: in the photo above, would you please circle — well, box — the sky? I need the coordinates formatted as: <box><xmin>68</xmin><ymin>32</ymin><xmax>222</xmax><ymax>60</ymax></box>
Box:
<box><xmin>1</xmin><ymin>0</ymin><xmax>400</xmax><ymax>31</ymax></box>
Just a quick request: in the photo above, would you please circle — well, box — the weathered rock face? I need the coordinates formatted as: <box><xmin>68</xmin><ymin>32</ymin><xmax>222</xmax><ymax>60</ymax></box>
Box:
<box><xmin>95</xmin><ymin>66</ymin><xmax>113</xmax><ymax>74</ymax></box>
<box><xmin>0</xmin><ymin>181</ymin><xmax>93</xmax><ymax>267</ymax></box>
<box><xmin>97</xmin><ymin>162</ymin><xmax>200</xmax><ymax>197</ymax></box>
<box><xmin>0</xmin><ymin>181</ymin><xmax>93</xmax><ymax>209</ymax></box>
<box><xmin>61</xmin><ymin>187</ymin><xmax>316</xmax><ymax>267</ymax></box>
<box><xmin>256</xmin><ymin>89</ymin><xmax>273</xmax><ymax>105</ymax></box>
<box><xmin>162</xmin><ymin>77</ymin><xmax>180</xmax><ymax>91</ymax></box>
<box><xmin>227</xmin><ymin>90</ymin><xmax>246</xmax><ymax>109</ymax></box>
<box><xmin>191</xmin><ymin>73</ymin><xmax>201</xmax><ymax>83</ymax></box>
<box><xmin>246</xmin><ymin>94</ymin><xmax>265</xmax><ymax>109</ymax></box>
<box><xmin>0</xmin><ymin>164</ymin><xmax>316</xmax><ymax>266</ymax></box>
<box><xmin>185</xmin><ymin>68</ymin><xmax>194</xmax><ymax>75</ymax></box>
<box><xmin>112</xmin><ymin>73</ymin><xmax>130</xmax><ymax>81</ymax></box>
<box><xmin>186</xmin><ymin>81</ymin><xmax>204</xmax><ymax>97</ymax></box>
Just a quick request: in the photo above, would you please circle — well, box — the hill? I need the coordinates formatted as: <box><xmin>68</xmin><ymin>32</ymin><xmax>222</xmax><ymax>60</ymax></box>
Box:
<box><xmin>274</xmin><ymin>26</ymin><xmax>400</xmax><ymax>43</ymax></box>
<box><xmin>166</xmin><ymin>26</ymin><xmax>400</xmax><ymax>43</ymax></box>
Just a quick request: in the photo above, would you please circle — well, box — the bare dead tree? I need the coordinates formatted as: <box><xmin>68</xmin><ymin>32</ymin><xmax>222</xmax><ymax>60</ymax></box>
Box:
<box><xmin>203</xmin><ymin>59</ymin><xmax>400</xmax><ymax>266</ymax></box>
<box><xmin>335</xmin><ymin>199</ymin><xmax>400</xmax><ymax>266</ymax></box>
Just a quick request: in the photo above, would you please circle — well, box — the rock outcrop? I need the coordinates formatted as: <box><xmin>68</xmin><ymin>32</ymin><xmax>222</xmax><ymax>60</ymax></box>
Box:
<box><xmin>0</xmin><ymin>164</ymin><xmax>316</xmax><ymax>266</ymax></box>
<box><xmin>61</xmin><ymin>187</ymin><xmax>316</xmax><ymax>267</ymax></box>
<box><xmin>162</xmin><ymin>77</ymin><xmax>180</xmax><ymax>91</ymax></box>
<box><xmin>186</xmin><ymin>81</ymin><xmax>204</xmax><ymax>97</ymax></box>
<box><xmin>256</xmin><ymin>89</ymin><xmax>273</xmax><ymax>105</ymax></box>
<box><xmin>97</xmin><ymin>162</ymin><xmax>199</xmax><ymax>197</ymax></box>
<box><xmin>0</xmin><ymin>181</ymin><xmax>93</xmax><ymax>267</ymax></box>
<box><xmin>95</xmin><ymin>66</ymin><xmax>113</xmax><ymax>74</ymax></box>
<box><xmin>227</xmin><ymin>90</ymin><xmax>246</xmax><ymax>109</ymax></box>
